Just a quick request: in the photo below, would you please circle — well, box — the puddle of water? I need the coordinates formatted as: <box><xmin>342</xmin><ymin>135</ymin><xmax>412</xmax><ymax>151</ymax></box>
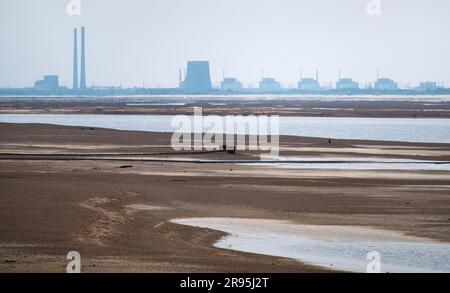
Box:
<box><xmin>208</xmin><ymin>103</ymin><xmax>227</xmax><ymax>106</ymax></box>
<box><xmin>125</xmin><ymin>204</ymin><xmax>169</xmax><ymax>215</ymax></box>
<box><xmin>171</xmin><ymin>218</ymin><xmax>450</xmax><ymax>273</ymax></box>
<box><xmin>126</xmin><ymin>103</ymin><xmax>187</xmax><ymax>106</ymax></box>
<box><xmin>256</xmin><ymin>156</ymin><xmax>450</xmax><ymax>171</ymax></box>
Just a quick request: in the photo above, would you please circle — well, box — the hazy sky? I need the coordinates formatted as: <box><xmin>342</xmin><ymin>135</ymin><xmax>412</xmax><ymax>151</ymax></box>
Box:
<box><xmin>1</xmin><ymin>0</ymin><xmax>449</xmax><ymax>88</ymax></box>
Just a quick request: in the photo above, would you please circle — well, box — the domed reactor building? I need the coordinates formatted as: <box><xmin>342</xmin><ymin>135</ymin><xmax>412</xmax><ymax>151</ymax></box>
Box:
<box><xmin>181</xmin><ymin>61</ymin><xmax>213</xmax><ymax>93</ymax></box>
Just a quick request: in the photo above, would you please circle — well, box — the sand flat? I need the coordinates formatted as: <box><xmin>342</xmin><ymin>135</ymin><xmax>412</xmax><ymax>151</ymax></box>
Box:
<box><xmin>1</xmin><ymin>122</ymin><xmax>450</xmax><ymax>272</ymax></box>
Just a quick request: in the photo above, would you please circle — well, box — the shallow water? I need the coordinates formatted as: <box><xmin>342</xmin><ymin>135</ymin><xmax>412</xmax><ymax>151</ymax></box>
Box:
<box><xmin>126</xmin><ymin>102</ymin><xmax>187</xmax><ymax>106</ymax></box>
<box><xmin>2</xmin><ymin>95</ymin><xmax>450</xmax><ymax>102</ymax></box>
<box><xmin>171</xmin><ymin>218</ymin><xmax>450</xmax><ymax>273</ymax></box>
<box><xmin>0</xmin><ymin>114</ymin><xmax>450</xmax><ymax>143</ymax></box>
<box><xmin>256</xmin><ymin>157</ymin><xmax>450</xmax><ymax>171</ymax></box>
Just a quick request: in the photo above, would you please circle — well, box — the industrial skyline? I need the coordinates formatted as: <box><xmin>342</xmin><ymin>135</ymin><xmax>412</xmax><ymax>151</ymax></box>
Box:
<box><xmin>5</xmin><ymin>26</ymin><xmax>446</xmax><ymax>95</ymax></box>
<box><xmin>1</xmin><ymin>21</ymin><xmax>447</xmax><ymax>94</ymax></box>
<box><xmin>3</xmin><ymin>51</ymin><xmax>448</xmax><ymax>95</ymax></box>
<box><xmin>1</xmin><ymin>0</ymin><xmax>450</xmax><ymax>89</ymax></box>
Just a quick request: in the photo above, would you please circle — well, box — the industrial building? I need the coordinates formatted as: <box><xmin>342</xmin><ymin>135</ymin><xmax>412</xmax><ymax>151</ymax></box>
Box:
<box><xmin>259</xmin><ymin>78</ymin><xmax>281</xmax><ymax>92</ymax></box>
<box><xmin>298</xmin><ymin>78</ymin><xmax>320</xmax><ymax>91</ymax></box>
<box><xmin>34</xmin><ymin>75</ymin><xmax>59</xmax><ymax>90</ymax></box>
<box><xmin>298</xmin><ymin>71</ymin><xmax>320</xmax><ymax>91</ymax></box>
<box><xmin>336</xmin><ymin>78</ymin><xmax>359</xmax><ymax>90</ymax></box>
<box><xmin>181</xmin><ymin>61</ymin><xmax>213</xmax><ymax>92</ymax></box>
<box><xmin>415</xmin><ymin>81</ymin><xmax>438</xmax><ymax>92</ymax></box>
<box><xmin>374</xmin><ymin>78</ymin><xmax>398</xmax><ymax>91</ymax></box>
<box><xmin>220</xmin><ymin>78</ymin><xmax>242</xmax><ymax>92</ymax></box>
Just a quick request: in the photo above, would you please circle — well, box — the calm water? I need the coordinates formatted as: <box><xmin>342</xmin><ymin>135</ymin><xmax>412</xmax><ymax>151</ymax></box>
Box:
<box><xmin>172</xmin><ymin>218</ymin><xmax>450</xmax><ymax>273</ymax></box>
<box><xmin>255</xmin><ymin>157</ymin><xmax>450</xmax><ymax>171</ymax></box>
<box><xmin>0</xmin><ymin>114</ymin><xmax>449</xmax><ymax>143</ymax></box>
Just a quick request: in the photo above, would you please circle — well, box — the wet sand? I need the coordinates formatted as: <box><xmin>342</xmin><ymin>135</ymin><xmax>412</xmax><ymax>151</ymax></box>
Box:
<box><xmin>1</xmin><ymin>122</ymin><xmax>450</xmax><ymax>272</ymax></box>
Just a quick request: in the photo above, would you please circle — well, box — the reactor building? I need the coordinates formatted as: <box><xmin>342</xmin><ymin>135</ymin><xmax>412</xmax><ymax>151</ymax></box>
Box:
<box><xmin>34</xmin><ymin>75</ymin><xmax>59</xmax><ymax>91</ymax></box>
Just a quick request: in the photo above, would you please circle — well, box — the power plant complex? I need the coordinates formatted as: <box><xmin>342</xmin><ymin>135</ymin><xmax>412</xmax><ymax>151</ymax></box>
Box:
<box><xmin>1</xmin><ymin>26</ymin><xmax>447</xmax><ymax>95</ymax></box>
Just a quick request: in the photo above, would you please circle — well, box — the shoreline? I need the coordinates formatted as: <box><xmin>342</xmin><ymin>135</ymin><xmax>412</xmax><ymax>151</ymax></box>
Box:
<box><xmin>2</xmin><ymin>95</ymin><xmax>450</xmax><ymax>118</ymax></box>
<box><xmin>171</xmin><ymin>217</ymin><xmax>450</xmax><ymax>273</ymax></box>
<box><xmin>2</xmin><ymin>112</ymin><xmax>450</xmax><ymax>119</ymax></box>
<box><xmin>1</xmin><ymin>122</ymin><xmax>450</xmax><ymax>272</ymax></box>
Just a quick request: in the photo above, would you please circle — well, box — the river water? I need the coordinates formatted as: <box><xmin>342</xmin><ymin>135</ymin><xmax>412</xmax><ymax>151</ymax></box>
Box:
<box><xmin>1</xmin><ymin>114</ymin><xmax>449</xmax><ymax>143</ymax></box>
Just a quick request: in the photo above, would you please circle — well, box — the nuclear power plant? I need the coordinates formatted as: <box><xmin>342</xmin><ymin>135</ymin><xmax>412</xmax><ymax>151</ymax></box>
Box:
<box><xmin>73</xmin><ymin>26</ymin><xmax>87</xmax><ymax>91</ymax></box>
<box><xmin>2</xmin><ymin>25</ymin><xmax>447</xmax><ymax>95</ymax></box>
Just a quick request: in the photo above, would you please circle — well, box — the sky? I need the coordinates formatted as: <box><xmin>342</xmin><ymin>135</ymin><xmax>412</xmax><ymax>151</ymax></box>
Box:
<box><xmin>0</xmin><ymin>0</ymin><xmax>449</xmax><ymax>88</ymax></box>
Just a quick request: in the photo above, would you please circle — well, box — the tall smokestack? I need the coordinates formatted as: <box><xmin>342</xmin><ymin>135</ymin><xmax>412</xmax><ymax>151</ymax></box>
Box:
<box><xmin>73</xmin><ymin>28</ymin><xmax>78</xmax><ymax>90</ymax></box>
<box><xmin>80</xmin><ymin>26</ymin><xmax>86</xmax><ymax>90</ymax></box>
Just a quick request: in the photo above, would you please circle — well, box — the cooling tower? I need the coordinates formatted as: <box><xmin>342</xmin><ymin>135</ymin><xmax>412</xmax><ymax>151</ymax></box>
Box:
<box><xmin>183</xmin><ymin>61</ymin><xmax>212</xmax><ymax>92</ymax></box>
